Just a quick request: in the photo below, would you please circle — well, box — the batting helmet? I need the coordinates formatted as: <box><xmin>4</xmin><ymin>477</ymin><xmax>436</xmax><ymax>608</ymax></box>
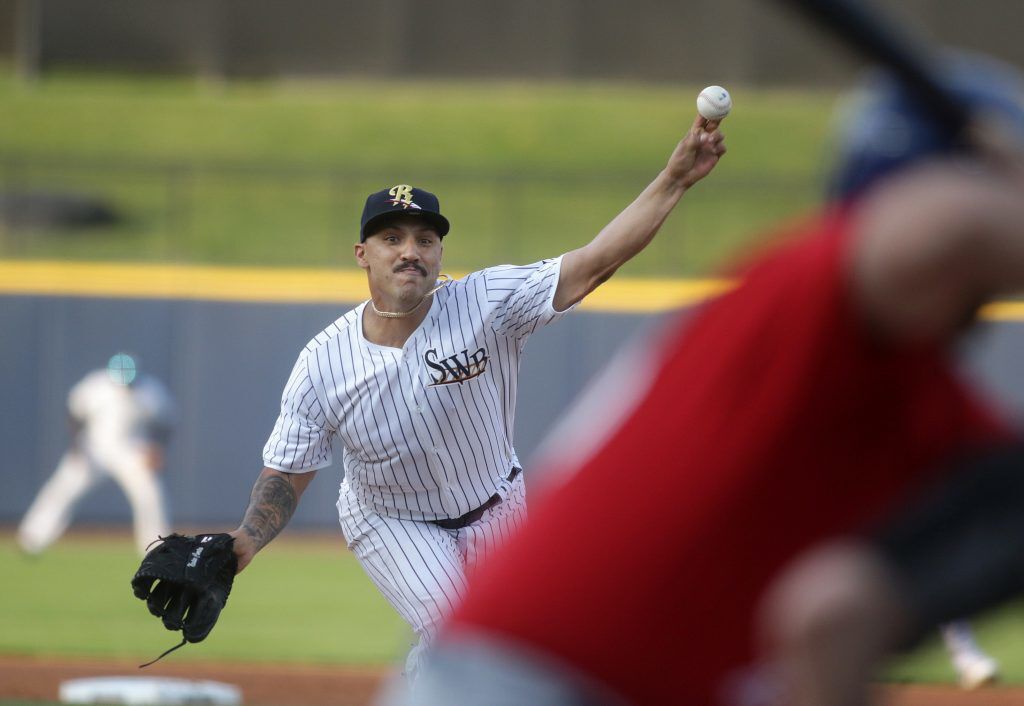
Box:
<box><xmin>828</xmin><ymin>52</ymin><xmax>1024</xmax><ymax>201</ymax></box>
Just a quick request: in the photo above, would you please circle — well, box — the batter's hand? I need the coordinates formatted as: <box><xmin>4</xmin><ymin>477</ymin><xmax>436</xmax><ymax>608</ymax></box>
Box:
<box><xmin>666</xmin><ymin>114</ymin><xmax>727</xmax><ymax>188</ymax></box>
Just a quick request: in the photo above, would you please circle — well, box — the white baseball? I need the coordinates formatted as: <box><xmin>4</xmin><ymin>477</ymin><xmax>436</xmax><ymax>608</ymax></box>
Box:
<box><xmin>696</xmin><ymin>85</ymin><xmax>732</xmax><ymax>121</ymax></box>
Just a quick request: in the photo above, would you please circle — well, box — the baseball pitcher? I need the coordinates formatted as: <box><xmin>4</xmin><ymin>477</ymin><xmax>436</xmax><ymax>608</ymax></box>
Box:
<box><xmin>132</xmin><ymin>111</ymin><xmax>726</xmax><ymax>677</ymax></box>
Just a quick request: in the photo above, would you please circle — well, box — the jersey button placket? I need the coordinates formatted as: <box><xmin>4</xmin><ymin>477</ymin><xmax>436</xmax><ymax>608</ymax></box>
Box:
<box><xmin>405</xmin><ymin>351</ymin><xmax>449</xmax><ymax>504</ymax></box>
<box><xmin>404</xmin><ymin>360</ymin><xmax>425</xmax><ymax>417</ymax></box>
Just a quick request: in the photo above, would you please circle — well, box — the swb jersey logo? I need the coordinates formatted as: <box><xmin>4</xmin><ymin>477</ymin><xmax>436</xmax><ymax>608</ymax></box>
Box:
<box><xmin>425</xmin><ymin>347</ymin><xmax>488</xmax><ymax>386</ymax></box>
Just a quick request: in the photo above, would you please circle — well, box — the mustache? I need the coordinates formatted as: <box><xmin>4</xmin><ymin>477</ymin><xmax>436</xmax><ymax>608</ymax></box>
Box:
<box><xmin>394</xmin><ymin>262</ymin><xmax>427</xmax><ymax>276</ymax></box>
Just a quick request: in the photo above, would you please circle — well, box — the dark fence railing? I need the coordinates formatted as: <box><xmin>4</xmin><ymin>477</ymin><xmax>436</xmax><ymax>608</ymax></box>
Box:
<box><xmin>3</xmin><ymin>0</ymin><xmax>1023</xmax><ymax>85</ymax></box>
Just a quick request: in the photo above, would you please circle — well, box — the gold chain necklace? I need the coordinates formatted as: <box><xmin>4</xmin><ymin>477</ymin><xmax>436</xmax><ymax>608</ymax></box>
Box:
<box><xmin>370</xmin><ymin>275</ymin><xmax>451</xmax><ymax>319</ymax></box>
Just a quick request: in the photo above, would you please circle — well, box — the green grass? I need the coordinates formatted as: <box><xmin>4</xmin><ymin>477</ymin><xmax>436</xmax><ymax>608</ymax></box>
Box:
<box><xmin>4</xmin><ymin>532</ymin><xmax>1024</xmax><ymax>685</ymax></box>
<box><xmin>887</xmin><ymin>603</ymin><xmax>1024</xmax><ymax>684</ymax></box>
<box><xmin>0</xmin><ymin>534</ymin><xmax>411</xmax><ymax>665</ymax></box>
<box><xmin>0</xmin><ymin>71</ymin><xmax>839</xmax><ymax>275</ymax></box>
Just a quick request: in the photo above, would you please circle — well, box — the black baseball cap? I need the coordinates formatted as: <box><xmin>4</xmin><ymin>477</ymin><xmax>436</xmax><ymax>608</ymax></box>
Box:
<box><xmin>360</xmin><ymin>184</ymin><xmax>451</xmax><ymax>242</ymax></box>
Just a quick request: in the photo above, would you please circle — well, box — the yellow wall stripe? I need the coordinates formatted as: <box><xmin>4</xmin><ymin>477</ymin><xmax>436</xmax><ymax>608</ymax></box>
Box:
<box><xmin>0</xmin><ymin>260</ymin><xmax>729</xmax><ymax>313</ymax></box>
<box><xmin>0</xmin><ymin>260</ymin><xmax>372</xmax><ymax>304</ymax></box>
<box><xmin>980</xmin><ymin>301</ymin><xmax>1024</xmax><ymax>321</ymax></box>
<box><xmin>0</xmin><ymin>259</ymin><xmax>1019</xmax><ymax>319</ymax></box>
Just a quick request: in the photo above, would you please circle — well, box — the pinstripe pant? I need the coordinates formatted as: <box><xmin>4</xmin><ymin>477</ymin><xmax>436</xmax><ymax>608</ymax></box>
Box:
<box><xmin>337</xmin><ymin>473</ymin><xmax>528</xmax><ymax>680</ymax></box>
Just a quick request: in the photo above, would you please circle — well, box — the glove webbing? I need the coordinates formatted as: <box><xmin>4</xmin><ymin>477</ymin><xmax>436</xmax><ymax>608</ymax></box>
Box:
<box><xmin>138</xmin><ymin>535</ymin><xmax>188</xmax><ymax>668</ymax></box>
<box><xmin>139</xmin><ymin>637</ymin><xmax>188</xmax><ymax>668</ymax></box>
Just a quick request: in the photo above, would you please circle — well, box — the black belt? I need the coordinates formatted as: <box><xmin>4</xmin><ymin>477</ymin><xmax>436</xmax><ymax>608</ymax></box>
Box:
<box><xmin>430</xmin><ymin>467</ymin><xmax>521</xmax><ymax>530</ymax></box>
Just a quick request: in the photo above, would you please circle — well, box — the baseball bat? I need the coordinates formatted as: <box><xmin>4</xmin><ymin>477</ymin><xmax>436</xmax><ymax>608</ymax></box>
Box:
<box><xmin>771</xmin><ymin>0</ymin><xmax>971</xmax><ymax>138</ymax></box>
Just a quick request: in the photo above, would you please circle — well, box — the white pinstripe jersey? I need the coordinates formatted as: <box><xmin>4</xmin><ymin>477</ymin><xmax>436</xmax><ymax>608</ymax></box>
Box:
<box><xmin>263</xmin><ymin>256</ymin><xmax>573</xmax><ymax>521</ymax></box>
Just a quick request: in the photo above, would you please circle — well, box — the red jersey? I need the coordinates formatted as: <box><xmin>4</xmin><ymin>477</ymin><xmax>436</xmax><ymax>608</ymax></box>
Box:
<box><xmin>446</xmin><ymin>210</ymin><xmax>1005</xmax><ymax>705</ymax></box>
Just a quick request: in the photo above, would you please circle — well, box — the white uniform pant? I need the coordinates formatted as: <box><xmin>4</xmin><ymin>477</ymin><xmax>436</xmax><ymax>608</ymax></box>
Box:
<box><xmin>338</xmin><ymin>473</ymin><xmax>528</xmax><ymax>681</ymax></box>
<box><xmin>18</xmin><ymin>447</ymin><xmax>170</xmax><ymax>556</ymax></box>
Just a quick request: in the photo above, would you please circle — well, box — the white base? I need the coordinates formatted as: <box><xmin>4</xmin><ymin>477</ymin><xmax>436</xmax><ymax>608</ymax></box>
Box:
<box><xmin>60</xmin><ymin>676</ymin><xmax>242</xmax><ymax>705</ymax></box>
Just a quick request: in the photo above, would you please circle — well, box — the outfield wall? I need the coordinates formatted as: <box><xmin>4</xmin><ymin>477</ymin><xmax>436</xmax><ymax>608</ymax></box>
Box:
<box><xmin>2</xmin><ymin>290</ymin><xmax>1022</xmax><ymax>530</ymax></box>
<box><xmin>0</xmin><ymin>292</ymin><xmax>654</xmax><ymax>528</ymax></box>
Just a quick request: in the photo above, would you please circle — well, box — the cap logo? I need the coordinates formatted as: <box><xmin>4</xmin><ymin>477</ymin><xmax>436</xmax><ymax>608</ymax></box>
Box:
<box><xmin>387</xmin><ymin>184</ymin><xmax>419</xmax><ymax>210</ymax></box>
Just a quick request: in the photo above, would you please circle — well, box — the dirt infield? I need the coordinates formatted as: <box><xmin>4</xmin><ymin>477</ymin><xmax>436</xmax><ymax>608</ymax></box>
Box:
<box><xmin>2</xmin><ymin>654</ymin><xmax>1023</xmax><ymax>706</ymax></box>
<box><xmin>0</xmin><ymin>655</ymin><xmax>391</xmax><ymax>706</ymax></box>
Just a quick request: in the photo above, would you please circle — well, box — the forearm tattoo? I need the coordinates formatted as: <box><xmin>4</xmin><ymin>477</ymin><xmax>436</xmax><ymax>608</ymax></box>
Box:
<box><xmin>240</xmin><ymin>474</ymin><xmax>298</xmax><ymax>551</ymax></box>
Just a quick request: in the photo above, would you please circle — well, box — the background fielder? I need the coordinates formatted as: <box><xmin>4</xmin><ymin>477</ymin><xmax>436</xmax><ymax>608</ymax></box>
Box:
<box><xmin>18</xmin><ymin>354</ymin><xmax>174</xmax><ymax>556</ymax></box>
<box><xmin>220</xmin><ymin>111</ymin><xmax>725</xmax><ymax>681</ymax></box>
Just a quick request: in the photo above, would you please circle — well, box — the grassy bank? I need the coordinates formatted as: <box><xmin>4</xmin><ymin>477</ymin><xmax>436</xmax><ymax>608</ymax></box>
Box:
<box><xmin>1</xmin><ymin>72</ymin><xmax>836</xmax><ymax>274</ymax></box>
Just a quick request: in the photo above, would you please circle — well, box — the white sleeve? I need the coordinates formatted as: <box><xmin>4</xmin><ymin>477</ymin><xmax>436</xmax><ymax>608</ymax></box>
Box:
<box><xmin>485</xmin><ymin>256</ymin><xmax>576</xmax><ymax>340</ymax></box>
<box><xmin>262</xmin><ymin>354</ymin><xmax>333</xmax><ymax>472</ymax></box>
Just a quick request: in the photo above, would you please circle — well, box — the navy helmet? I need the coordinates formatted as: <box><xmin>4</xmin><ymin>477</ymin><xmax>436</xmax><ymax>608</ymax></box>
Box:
<box><xmin>829</xmin><ymin>52</ymin><xmax>1024</xmax><ymax>201</ymax></box>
